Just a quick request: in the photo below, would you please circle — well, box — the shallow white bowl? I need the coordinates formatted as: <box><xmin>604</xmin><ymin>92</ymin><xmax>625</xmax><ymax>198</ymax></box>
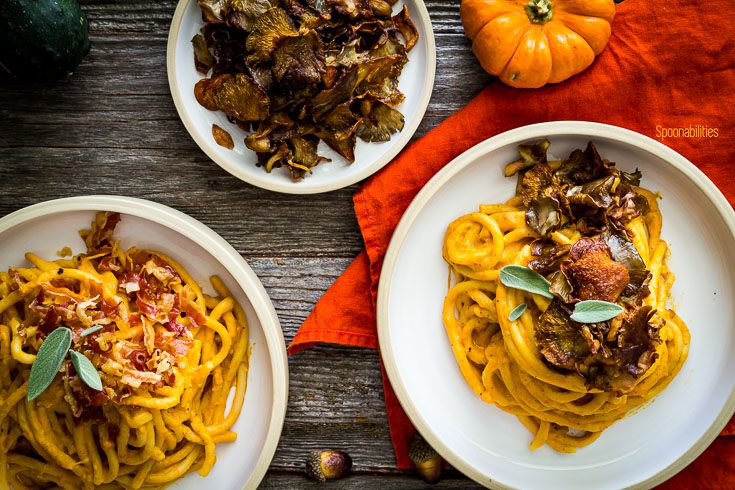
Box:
<box><xmin>167</xmin><ymin>0</ymin><xmax>436</xmax><ymax>194</ymax></box>
<box><xmin>377</xmin><ymin>122</ymin><xmax>735</xmax><ymax>489</ymax></box>
<box><xmin>0</xmin><ymin>196</ymin><xmax>288</xmax><ymax>490</ymax></box>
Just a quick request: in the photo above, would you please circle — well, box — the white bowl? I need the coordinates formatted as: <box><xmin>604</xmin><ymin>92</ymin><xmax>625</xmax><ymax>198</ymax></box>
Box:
<box><xmin>167</xmin><ymin>0</ymin><xmax>436</xmax><ymax>194</ymax></box>
<box><xmin>0</xmin><ymin>196</ymin><xmax>288</xmax><ymax>490</ymax></box>
<box><xmin>377</xmin><ymin>122</ymin><xmax>735</xmax><ymax>489</ymax></box>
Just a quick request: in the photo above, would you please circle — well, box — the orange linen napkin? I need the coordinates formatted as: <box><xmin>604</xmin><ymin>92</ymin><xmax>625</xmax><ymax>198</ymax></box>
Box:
<box><xmin>289</xmin><ymin>0</ymin><xmax>735</xmax><ymax>484</ymax></box>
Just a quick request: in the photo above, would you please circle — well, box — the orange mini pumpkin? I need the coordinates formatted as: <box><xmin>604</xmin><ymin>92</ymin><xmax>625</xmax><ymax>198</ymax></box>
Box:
<box><xmin>461</xmin><ymin>0</ymin><xmax>616</xmax><ymax>88</ymax></box>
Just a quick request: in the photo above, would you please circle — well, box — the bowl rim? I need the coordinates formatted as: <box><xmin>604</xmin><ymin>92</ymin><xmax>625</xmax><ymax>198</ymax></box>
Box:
<box><xmin>0</xmin><ymin>195</ymin><xmax>289</xmax><ymax>490</ymax></box>
<box><xmin>376</xmin><ymin>121</ymin><xmax>735</xmax><ymax>490</ymax></box>
<box><xmin>166</xmin><ymin>0</ymin><xmax>437</xmax><ymax>195</ymax></box>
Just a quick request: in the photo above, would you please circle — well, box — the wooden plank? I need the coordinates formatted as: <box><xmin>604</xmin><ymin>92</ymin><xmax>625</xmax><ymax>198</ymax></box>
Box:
<box><xmin>261</xmin><ymin>471</ymin><xmax>484</xmax><ymax>488</ymax></box>
<box><xmin>234</xmin><ymin>259</ymin><xmax>396</xmax><ymax>470</ymax></box>
<box><xmin>250</xmin><ymin>258</ymin><xmax>355</xmax><ymax>336</ymax></box>
<box><xmin>0</xmin><ymin>149</ymin><xmax>364</xmax><ymax>258</ymax></box>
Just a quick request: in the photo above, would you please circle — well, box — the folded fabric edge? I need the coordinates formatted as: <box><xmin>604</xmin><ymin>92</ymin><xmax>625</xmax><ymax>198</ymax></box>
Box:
<box><xmin>288</xmin><ymin>330</ymin><xmax>378</xmax><ymax>355</ymax></box>
<box><xmin>287</xmin><ymin>251</ymin><xmax>378</xmax><ymax>354</ymax></box>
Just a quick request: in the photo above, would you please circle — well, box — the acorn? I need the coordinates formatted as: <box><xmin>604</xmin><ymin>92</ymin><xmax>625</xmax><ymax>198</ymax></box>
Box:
<box><xmin>409</xmin><ymin>434</ymin><xmax>444</xmax><ymax>483</ymax></box>
<box><xmin>305</xmin><ymin>450</ymin><xmax>352</xmax><ymax>483</ymax></box>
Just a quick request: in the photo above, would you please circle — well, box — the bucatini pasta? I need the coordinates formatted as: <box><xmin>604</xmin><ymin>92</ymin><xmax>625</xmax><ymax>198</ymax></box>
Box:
<box><xmin>442</xmin><ymin>140</ymin><xmax>689</xmax><ymax>452</ymax></box>
<box><xmin>0</xmin><ymin>212</ymin><xmax>250</xmax><ymax>489</ymax></box>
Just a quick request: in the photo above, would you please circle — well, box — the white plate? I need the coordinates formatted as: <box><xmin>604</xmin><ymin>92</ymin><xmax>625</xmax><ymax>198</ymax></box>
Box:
<box><xmin>377</xmin><ymin>122</ymin><xmax>735</xmax><ymax>490</ymax></box>
<box><xmin>0</xmin><ymin>196</ymin><xmax>288</xmax><ymax>490</ymax></box>
<box><xmin>167</xmin><ymin>0</ymin><xmax>436</xmax><ymax>194</ymax></box>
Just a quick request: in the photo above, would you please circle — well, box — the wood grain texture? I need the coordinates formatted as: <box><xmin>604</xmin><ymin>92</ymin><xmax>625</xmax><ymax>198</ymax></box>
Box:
<box><xmin>261</xmin><ymin>471</ymin><xmax>483</xmax><ymax>488</ymax></box>
<box><xmin>0</xmin><ymin>0</ymin><xmax>595</xmax><ymax>487</ymax></box>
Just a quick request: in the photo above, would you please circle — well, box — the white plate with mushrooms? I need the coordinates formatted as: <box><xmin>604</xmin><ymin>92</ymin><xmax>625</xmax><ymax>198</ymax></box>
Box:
<box><xmin>167</xmin><ymin>0</ymin><xmax>436</xmax><ymax>194</ymax></box>
<box><xmin>378</xmin><ymin>122</ymin><xmax>735</xmax><ymax>489</ymax></box>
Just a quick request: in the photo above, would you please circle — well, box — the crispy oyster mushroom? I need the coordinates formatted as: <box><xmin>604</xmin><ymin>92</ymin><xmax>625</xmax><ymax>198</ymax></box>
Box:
<box><xmin>536</xmin><ymin>300</ymin><xmax>661</xmax><ymax>391</ymax></box>
<box><xmin>536</xmin><ymin>299</ymin><xmax>591</xmax><ymax>371</ymax></box>
<box><xmin>194</xmin><ymin>73</ymin><xmax>270</xmax><ymax>121</ymax></box>
<box><xmin>193</xmin><ymin>0</ymin><xmax>419</xmax><ymax>180</ymax></box>
<box><xmin>211</xmin><ymin>124</ymin><xmax>235</xmax><ymax>149</ymax></box>
<box><xmin>514</xmin><ymin>141</ymin><xmax>650</xmax><ymax>237</ymax></box>
<box><xmin>511</xmin><ymin>140</ymin><xmax>663</xmax><ymax>390</ymax></box>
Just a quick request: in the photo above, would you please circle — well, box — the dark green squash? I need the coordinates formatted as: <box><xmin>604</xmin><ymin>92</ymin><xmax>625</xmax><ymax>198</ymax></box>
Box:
<box><xmin>0</xmin><ymin>0</ymin><xmax>91</xmax><ymax>81</ymax></box>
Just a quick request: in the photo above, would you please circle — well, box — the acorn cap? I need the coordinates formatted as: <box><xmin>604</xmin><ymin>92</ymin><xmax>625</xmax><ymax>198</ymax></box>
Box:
<box><xmin>409</xmin><ymin>434</ymin><xmax>443</xmax><ymax>483</ymax></box>
<box><xmin>408</xmin><ymin>434</ymin><xmax>436</xmax><ymax>465</ymax></box>
<box><xmin>306</xmin><ymin>450</ymin><xmax>352</xmax><ymax>483</ymax></box>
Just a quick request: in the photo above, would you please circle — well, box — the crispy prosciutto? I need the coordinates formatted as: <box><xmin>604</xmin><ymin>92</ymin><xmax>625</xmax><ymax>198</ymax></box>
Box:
<box><xmin>80</xmin><ymin>212</ymin><xmax>121</xmax><ymax>250</ymax></box>
<box><xmin>16</xmin><ymin>212</ymin><xmax>205</xmax><ymax>418</ymax></box>
<box><xmin>118</xmin><ymin>272</ymin><xmax>141</xmax><ymax>294</ymax></box>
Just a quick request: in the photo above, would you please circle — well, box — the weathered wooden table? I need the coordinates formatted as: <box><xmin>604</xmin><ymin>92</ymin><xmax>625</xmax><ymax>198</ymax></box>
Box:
<box><xmin>0</xmin><ymin>1</ymin><xmax>489</xmax><ymax>487</ymax></box>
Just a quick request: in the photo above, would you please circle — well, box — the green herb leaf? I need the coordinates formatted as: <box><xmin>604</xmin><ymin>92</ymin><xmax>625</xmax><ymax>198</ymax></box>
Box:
<box><xmin>80</xmin><ymin>325</ymin><xmax>103</xmax><ymax>337</ymax></box>
<box><xmin>570</xmin><ymin>300</ymin><xmax>624</xmax><ymax>323</ymax></box>
<box><xmin>509</xmin><ymin>303</ymin><xmax>527</xmax><ymax>321</ymax></box>
<box><xmin>27</xmin><ymin>327</ymin><xmax>72</xmax><ymax>401</ymax></box>
<box><xmin>69</xmin><ymin>350</ymin><xmax>103</xmax><ymax>392</ymax></box>
<box><xmin>499</xmin><ymin>265</ymin><xmax>554</xmax><ymax>299</ymax></box>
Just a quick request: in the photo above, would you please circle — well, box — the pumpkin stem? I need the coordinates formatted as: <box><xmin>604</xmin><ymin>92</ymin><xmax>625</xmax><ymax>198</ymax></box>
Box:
<box><xmin>525</xmin><ymin>0</ymin><xmax>553</xmax><ymax>24</ymax></box>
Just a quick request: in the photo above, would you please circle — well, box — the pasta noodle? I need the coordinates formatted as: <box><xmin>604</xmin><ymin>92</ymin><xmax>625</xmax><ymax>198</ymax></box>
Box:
<box><xmin>442</xmin><ymin>141</ymin><xmax>690</xmax><ymax>453</ymax></box>
<box><xmin>0</xmin><ymin>212</ymin><xmax>250</xmax><ymax>488</ymax></box>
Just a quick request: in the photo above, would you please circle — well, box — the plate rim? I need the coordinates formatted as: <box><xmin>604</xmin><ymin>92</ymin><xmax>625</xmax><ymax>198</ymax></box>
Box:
<box><xmin>0</xmin><ymin>195</ymin><xmax>289</xmax><ymax>490</ymax></box>
<box><xmin>166</xmin><ymin>0</ymin><xmax>437</xmax><ymax>195</ymax></box>
<box><xmin>376</xmin><ymin>121</ymin><xmax>735</xmax><ymax>489</ymax></box>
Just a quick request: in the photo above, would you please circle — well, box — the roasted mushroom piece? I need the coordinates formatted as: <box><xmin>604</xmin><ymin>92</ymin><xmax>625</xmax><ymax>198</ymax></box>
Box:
<box><xmin>193</xmin><ymin>0</ymin><xmax>419</xmax><ymax>180</ymax></box>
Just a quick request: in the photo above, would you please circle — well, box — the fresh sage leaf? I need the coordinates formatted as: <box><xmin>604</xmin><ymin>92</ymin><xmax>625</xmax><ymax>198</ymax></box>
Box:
<box><xmin>499</xmin><ymin>265</ymin><xmax>554</xmax><ymax>299</ymax></box>
<box><xmin>80</xmin><ymin>325</ymin><xmax>103</xmax><ymax>337</ymax></box>
<box><xmin>69</xmin><ymin>350</ymin><xmax>103</xmax><ymax>392</ymax></box>
<box><xmin>509</xmin><ymin>303</ymin><xmax>527</xmax><ymax>321</ymax></box>
<box><xmin>28</xmin><ymin>327</ymin><xmax>72</xmax><ymax>401</ymax></box>
<box><xmin>570</xmin><ymin>300</ymin><xmax>624</xmax><ymax>323</ymax></box>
